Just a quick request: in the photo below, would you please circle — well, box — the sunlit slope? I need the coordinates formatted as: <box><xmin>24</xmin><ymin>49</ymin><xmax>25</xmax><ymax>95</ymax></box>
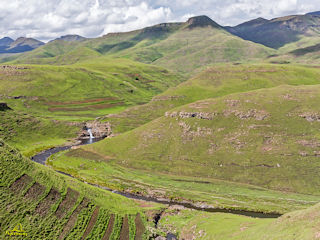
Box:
<box><xmin>160</xmin><ymin>203</ymin><xmax>320</xmax><ymax>240</ymax></box>
<box><xmin>102</xmin><ymin>64</ymin><xmax>320</xmax><ymax>134</ymax></box>
<box><xmin>0</xmin><ymin>58</ymin><xmax>183</xmax><ymax>120</ymax></box>
<box><xmin>88</xmin><ymin>84</ymin><xmax>320</xmax><ymax>195</ymax></box>
<box><xmin>88</xmin><ymin>16</ymin><xmax>274</xmax><ymax>75</ymax></box>
<box><xmin>0</xmin><ymin>139</ymin><xmax>147</xmax><ymax>239</ymax></box>
<box><xmin>9</xmin><ymin>39</ymin><xmax>102</xmax><ymax>65</ymax></box>
<box><xmin>0</xmin><ymin>107</ymin><xmax>78</xmax><ymax>156</ymax></box>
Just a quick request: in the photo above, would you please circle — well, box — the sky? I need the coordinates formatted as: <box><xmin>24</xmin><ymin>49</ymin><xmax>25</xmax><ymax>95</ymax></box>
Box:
<box><xmin>0</xmin><ymin>0</ymin><xmax>318</xmax><ymax>41</ymax></box>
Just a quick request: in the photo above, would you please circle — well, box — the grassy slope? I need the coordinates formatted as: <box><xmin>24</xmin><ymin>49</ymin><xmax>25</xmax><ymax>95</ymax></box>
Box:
<box><xmin>0</xmin><ymin>139</ymin><xmax>149</xmax><ymax>239</ymax></box>
<box><xmin>0</xmin><ymin>108</ymin><xmax>78</xmax><ymax>157</ymax></box>
<box><xmin>113</xmin><ymin>26</ymin><xmax>274</xmax><ymax>75</ymax></box>
<box><xmin>0</xmin><ymin>58</ymin><xmax>183</xmax><ymax>121</ymax></box>
<box><xmin>159</xmin><ymin>203</ymin><xmax>320</xmax><ymax>240</ymax></box>
<box><xmin>49</xmin><ymin>83</ymin><xmax>320</xmax><ymax>213</ymax></box>
<box><xmin>103</xmin><ymin>64</ymin><xmax>320</xmax><ymax>134</ymax></box>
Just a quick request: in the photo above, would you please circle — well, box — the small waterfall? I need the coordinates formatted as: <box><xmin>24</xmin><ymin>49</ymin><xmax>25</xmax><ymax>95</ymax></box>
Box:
<box><xmin>87</xmin><ymin>129</ymin><xmax>95</xmax><ymax>139</ymax></box>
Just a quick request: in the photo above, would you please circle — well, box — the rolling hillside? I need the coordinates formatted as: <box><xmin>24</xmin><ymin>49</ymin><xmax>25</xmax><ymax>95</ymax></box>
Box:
<box><xmin>49</xmin><ymin>80</ymin><xmax>320</xmax><ymax>214</ymax></box>
<box><xmin>85</xmin><ymin>84</ymin><xmax>320</xmax><ymax>195</ymax></box>
<box><xmin>0</xmin><ymin>58</ymin><xmax>183</xmax><ymax>121</ymax></box>
<box><xmin>101</xmin><ymin>64</ymin><xmax>320</xmax><ymax>134</ymax></box>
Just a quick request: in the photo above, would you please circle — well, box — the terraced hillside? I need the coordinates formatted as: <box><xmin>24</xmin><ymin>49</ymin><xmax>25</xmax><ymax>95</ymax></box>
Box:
<box><xmin>0</xmin><ymin>58</ymin><xmax>183</xmax><ymax>121</ymax></box>
<box><xmin>0</xmin><ymin>139</ymin><xmax>148</xmax><ymax>239</ymax></box>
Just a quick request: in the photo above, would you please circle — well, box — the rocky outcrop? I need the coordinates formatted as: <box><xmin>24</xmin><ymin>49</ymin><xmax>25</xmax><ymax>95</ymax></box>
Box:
<box><xmin>165</xmin><ymin>111</ymin><xmax>216</xmax><ymax>120</ymax></box>
<box><xmin>299</xmin><ymin>113</ymin><xmax>320</xmax><ymax>122</ymax></box>
<box><xmin>0</xmin><ymin>102</ymin><xmax>11</xmax><ymax>111</ymax></box>
<box><xmin>224</xmin><ymin>109</ymin><xmax>269</xmax><ymax>120</ymax></box>
<box><xmin>78</xmin><ymin>121</ymin><xmax>112</xmax><ymax>139</ymax></box>
<box><xmin>187</xmin><ymin>15</ymin><xmax>221</xmax><ymax>29</ymax></box>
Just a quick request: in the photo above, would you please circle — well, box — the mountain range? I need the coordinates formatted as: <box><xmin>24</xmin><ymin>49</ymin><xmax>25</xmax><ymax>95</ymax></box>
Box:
<box><xmin>1</xmin><ymin>11</ymin><xmax>320</xmax><ymax>56</ymax></box>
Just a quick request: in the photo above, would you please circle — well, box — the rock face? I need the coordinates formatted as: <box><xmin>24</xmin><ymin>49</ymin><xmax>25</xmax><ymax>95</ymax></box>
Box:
<box><xmin>299</xmin><ymin>112</ymin><xmax>320</xmax><ymax>122</ymax></box>
<box><xmin>0</xmin><ymin>102</ymin><xmax>11</xmax><ymax>111</ymax></box>
<box><xmin>79</xmin><ymin>121</ymin><xmax>112</xmax><ymax>139</ymax></box>
<box><xmin>187</xmin><ymin>15</ymin><xmax>221</xmax><ymax>29</ymax></box>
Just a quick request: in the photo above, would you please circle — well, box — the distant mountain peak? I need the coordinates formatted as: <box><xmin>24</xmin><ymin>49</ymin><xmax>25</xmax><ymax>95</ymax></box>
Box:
<box><xmin>306</xmin><ymin>11</ymin><xmax>320</xmax><ymax>16</ymax></box>
<box><xmin>0</xmin><ymin>37</ymin><xmax>44</xmax><ymax>54</ymax></box>
<box><xmin>0</xmin><ymin>37</ymin><xmax>14</xmax><ymax>47</ymax></box>
<box><xmin>186</xmin><ymin>15</ymin><xmax>221</xmax><ymax>29</ymax></box>
<box><xmin>54</xmin><ymin>34</ymin><xmax>86</xmax><ymax>42</ymax></box>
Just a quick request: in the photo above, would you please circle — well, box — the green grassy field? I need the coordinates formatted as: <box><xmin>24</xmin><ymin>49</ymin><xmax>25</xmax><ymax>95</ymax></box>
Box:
<box><xmin>158</xmin><ymin>203</ymin><xmax>320</xmax><ymax>240</ymax></box>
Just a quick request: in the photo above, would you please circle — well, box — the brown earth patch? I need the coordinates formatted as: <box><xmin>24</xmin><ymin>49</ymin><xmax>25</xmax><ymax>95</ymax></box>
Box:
<box><xmin>102</xmin><ymin>214</ymin><xmax>115</xmax><ymax>240</ymax></box>
<box><xmin>55</xmin><ymin>188</ymin><xmax>80</xmax><ymax>219</ymax></box>
<box><xmin>49</xmin><ymin>102</ymin><xmax>124</xmax><ymax>112</ymax></box>
<box><xmin>81</xmin><ymin>206</ymin><xmax>100</xmax><ymax>239</ymax></box>
<box><xmin>10</xmin><ymin>174</ymin><xmax>33</xmax><ymax>194</ymax></box>
<box><xmin>134</xmin><ymin>213</ymin><xmax>145</xmax><ymax>240</ymax></box>
<box><xmin>58</xmin><ymin>198</ymin><xmax>89</xmax><ymax>240</ymax></box>
<box><xmin>24</xmin><ymin>182</ymin><xmax>46</xmax><ymax>200</ymax></box>
<box><xmin>46</xmin><ymin>97</ymin><xmax>117</xmax><ymax>106</ymax></box>
<box><xmin>119</xmin><ymin>215</ymin><xmax>129</xmax><ymax>240</ymax></box>
<box><xmin>35</xmin><ymin>188</ymin><xmax>60</xmax><ymax>217</ymax></box>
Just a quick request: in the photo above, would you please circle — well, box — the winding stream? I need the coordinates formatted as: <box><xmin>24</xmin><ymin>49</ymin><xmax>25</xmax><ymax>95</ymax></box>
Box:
<box><xmin>31</xmin><ymin>139</ymin><xmax>281</xmax><ymax>219</ymax></box>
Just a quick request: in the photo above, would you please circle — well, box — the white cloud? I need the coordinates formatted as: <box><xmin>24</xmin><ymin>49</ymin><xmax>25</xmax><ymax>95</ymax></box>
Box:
<box><xmin>0</xmin><ymin>0</ymin><xmax>318</xmax><ymax>41</ymax></box>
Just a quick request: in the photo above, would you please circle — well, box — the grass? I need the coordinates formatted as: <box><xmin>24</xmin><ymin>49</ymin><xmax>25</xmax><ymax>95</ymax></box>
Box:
<box><xmin>0</xmin><ymin>57</ymin><xmax>183</xmax><ymax>121</ymax></box>
<box><xmin>158</xmin><ymin>204</ymin><xmax>320</xmax><ymax>239</ymax></box>
<box><xmin>0</xmin><ymin>108</ymin><xmax>79</xmax><ymax>156</ymax></box>
<box><xmin>102</xmin><ymin>64</ymin><xmax>320</xmax><ymax>134</ymax></box>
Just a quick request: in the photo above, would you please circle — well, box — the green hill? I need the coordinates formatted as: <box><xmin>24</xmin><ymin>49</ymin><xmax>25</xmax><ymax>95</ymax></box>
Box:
<box><xmin>0</xmin><ymin>106</ymin><xmax>78</xmax><ymax>157</ymax></box>
<box><xmin>90</xmin><ymin>84</ymin><xmax>320</xmax><ymax>194</ymax></box>
<box><xmin>0</xmin><ymin>139</ymin><xmax>148</xmax><ymax>239</ymax></box>
<box><xmin>102</xmin><ymin>64</ymin><xmax>320</xmax><ymax>134</ymax></box>
<box><xmin>49</xmin><ymin>82</ymin><xmax>320</xmax><ymax>214</ymax></box>
<box><xmin>0</xmin><ymin>58</ymin><xmax>183</xmax><ymax>121</ymax></box>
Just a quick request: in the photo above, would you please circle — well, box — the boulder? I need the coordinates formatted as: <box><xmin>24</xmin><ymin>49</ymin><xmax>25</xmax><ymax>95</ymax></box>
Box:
<box><xmin>0</xmin><ymin>102</ymin><xmax>11</xmax><ymax>111</ymax></box>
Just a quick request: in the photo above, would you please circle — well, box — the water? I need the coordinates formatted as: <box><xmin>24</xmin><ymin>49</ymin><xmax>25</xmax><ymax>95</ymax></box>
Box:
<box><xmin>88</xmin><ymin>128</ymin><xmax>94</xmax><ymax>139</ymax></box>
<box><xmin>31</xmin><ymin>137</ymin><xmax>103</xmax><ymax>165</ymax></box>
<box><xmin>31</xmin><ymin>137</ymin><xmax>282</xmax><ymax>219</ymax></box>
